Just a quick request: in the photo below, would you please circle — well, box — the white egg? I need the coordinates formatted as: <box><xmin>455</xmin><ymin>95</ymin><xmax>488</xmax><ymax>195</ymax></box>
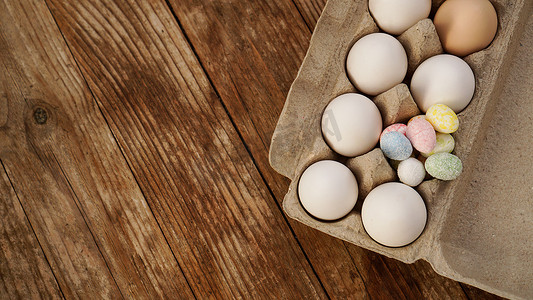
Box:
<box><xmin>346</xmin><ymin>33</ymin><xmax>407</xmax><ymax>96</ymax></box>
<box><xmin>369</xmin><ymin>0</ymin><xmax>432</xmax><ymax>35</ymax></box>
<box><xmin>397</xmin><ymin>158</ymin><xmax>426</xmax><ymax>186</ymax></box>
<box><xmin>410</xmin><ymin>54</ymin><xmax>475</xmax><ymax>113</ymax></box>
<box><xmin>362</xmin><ymin>182</ymin><xmax>427</xmax><ymax>247</ymax></box>
<box><xmin>322</xmin><ymin>93</ymin><xmax>382</xmax><ymax>157</ymax></box>
<box><xmin>298</xmin><ymin>160</ymin><xmax>358</xmax><ymax>221</ymax></box>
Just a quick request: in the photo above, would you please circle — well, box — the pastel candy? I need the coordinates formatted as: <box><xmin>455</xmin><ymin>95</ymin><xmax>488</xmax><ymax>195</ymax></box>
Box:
<box><xmin>397</xmin><ymin>158</ymin><xmax>426</xmax><ymax>187</ymax></box>
<box><xmin>381</xmin><ymin>123</ymin><xmax>407</xmax><ymax>138</ymax></box>
<box><xmin>425</xmin><ymin>152</ymin><xmax>463</xmax><ymax>180</ymax></box>
<box><xmin>421</xmin><ymin>132</ymin><xmax>455</xmax><ymax>157</ymax></box>
<box><xmin>426</xmin><ymin>104</ymin><xmax>459</xmax><ymax>133</ymax></box>
<box><xmin>406</xmin><ymin>118</ymin><xmax>436</xmax><ymax>153</ymax></box>
<box><xmin>408</xmin><ymin>114</ymin><xmax>426</xmax><ymax>125</ymax></box>
<box><xmin>380</xmin><ymin>132</ymin><xmax>413</xmax><ymax>160</ymax></box>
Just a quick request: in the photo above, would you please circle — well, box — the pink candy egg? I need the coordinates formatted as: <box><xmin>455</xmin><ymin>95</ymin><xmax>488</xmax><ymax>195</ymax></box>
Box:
<box><xmin>407</xmin><ymin>115</ymin><xmax>427</xmax><ymax>125</ymax></box>
<box><xmin>406</xmin><ymin>118</ymin><xmax>436</xmax><ymax>153</ymax></box>
<box><xmin>381</xmin><ymin>123</ymin><xmax>407</xmax><ymax>138</ymax></box>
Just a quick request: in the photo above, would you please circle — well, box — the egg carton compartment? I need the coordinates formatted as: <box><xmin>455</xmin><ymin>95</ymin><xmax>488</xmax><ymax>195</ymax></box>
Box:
<box><xmin>269</xmin><ymin>0</ymin><xmax>532</xmax><ymax>298</ymax></box>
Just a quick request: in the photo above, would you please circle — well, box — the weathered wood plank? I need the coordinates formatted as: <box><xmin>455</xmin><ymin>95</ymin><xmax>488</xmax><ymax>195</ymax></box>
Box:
<box><xmin>0</xmin><ymin>165</ymin><xmax>63</xmax><ymax>299</ymax></box>
<box><xmin>166</xmin><ymin>0</ymin><xmax>376</xmax><ymax>297</ymax></box>
<box><xmin>166</xmin><ymin>0</ymin><xmax>477</xmax><ymax>298</ymax></box>
<box><xmin>460</xmin><ymin>283</ymin><xmax>504</xmax><ymax>300</ymax></box>
<box><xmin>44</xmin><ymin>0</ymin><xmax>326</xmax><ymax>298</ymax></box>
<box><xmin>0</xmin><ymin>0</ymin><xmax>195</xmax><ymax>298</ymax></box>
<box><xmin>292</xmin><ymin>0</ymin><xmax>327</xmax><ymax>30</ymax></box>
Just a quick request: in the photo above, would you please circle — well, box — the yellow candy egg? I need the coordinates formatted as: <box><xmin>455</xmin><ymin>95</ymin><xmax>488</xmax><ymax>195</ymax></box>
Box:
<box><xmin>425</xmin><ymin>104</ymin><xmax>459</xmax><ymax>133</ymax></box>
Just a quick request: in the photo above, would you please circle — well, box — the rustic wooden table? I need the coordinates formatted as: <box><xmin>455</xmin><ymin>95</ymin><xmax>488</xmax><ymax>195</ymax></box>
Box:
<box><xmin>0</xmin><ymin>0</ymin><xmax>504</xmax><ymax>298</ymax></box>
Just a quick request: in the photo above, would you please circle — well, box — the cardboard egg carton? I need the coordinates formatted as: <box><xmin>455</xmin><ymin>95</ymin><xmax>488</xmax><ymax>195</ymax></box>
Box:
<box><xmin>269</xmin><ymin>0</ymin><xmax>532</xmax><ymax>298</ymax></box>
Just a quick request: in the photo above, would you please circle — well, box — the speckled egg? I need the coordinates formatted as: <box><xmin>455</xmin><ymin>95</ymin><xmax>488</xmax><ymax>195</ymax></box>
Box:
<box><xmin>426</xmin><ymin>104</ymin><xmax>459</xmax><ymax>133</ymax></box>
<box><xmin>406</xmin><ymin>118</ymin><xmax>436</xmax><ymax>153</ymax></box>
<box><xmin>381</xmin><ymin>123</ymin><xmax>407</xmax><ymax>138</ymax></box>
<box><xmin>380</xmin><ymin>131</ymin><xmax>412</xmax><ymax>160</ymax></box>
<box><xmin>421</xmin><ymin>133</ymin><xmax>455</xmax><ymax>157</ymax></box>
<box><xmin>407</xmin><ymin>115</ymin><xmax>427</xmax><ymax>125</ymax></box>
<box><xmin>425</xmin><ymin>152</ymin><xmax>463</xmax><ymax>180</ymax></box>
<box><xmin>397</xmin><ymin>158</ymin><xmax>426</xmax><ymax>187</ymax></box>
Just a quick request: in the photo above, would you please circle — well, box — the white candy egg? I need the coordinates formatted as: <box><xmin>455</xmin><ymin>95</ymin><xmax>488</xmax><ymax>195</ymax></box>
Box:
<box><xmin>362</xmin><ymin>182</ymin><xmax>427</xmax><ymax>247</ymax></box>
<box><xmin>369</xmin><ymin>0</ymin><xmax>432</xmax><ymax>35</ymax></box>
<box><xmin>298</xmin><ymin>160</ymin><xmax>358</xmax><ymax>221</ymax></box>
<box><xmin>397</xmin><ymin>158</ymin><xmax>426</xmax><ymax>187</ymax></box>
<box><xmin>410</xmin><ymin>54</ymin><xmax>475</xmax><ymax>113</ymax></box>
<box><xmin>322</xmin><ymin>93</ymin><xmax>382</xmax><ymax>157</ymax></box>
<box><xmin>346</xmin><ymin>33</ymin><xmax>408</xmax><ymax>96</ymax></box>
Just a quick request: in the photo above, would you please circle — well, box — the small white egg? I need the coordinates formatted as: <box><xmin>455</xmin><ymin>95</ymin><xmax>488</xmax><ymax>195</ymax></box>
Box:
<box><xmin>362</xmin><ymin>182</ymin><xmax>427</xmax><ymax>247</ymax></box>
<box><xmin>298</xmin><ymin>160</ymin><xmax>358</xmax><ymax>220</ymax></box>
<box><xmin>322</xmin><ymin>93</ymin><xmax>382</xmax><ymax>157</ymax></box>
<box><xmin>397</xmin><ymin>158</ymin><xmax>426</xmax><ymax>186</ymax></box>
<box><xmin>410</xmin><ymin>54</ymin><xmax>475</xmax><ymax>113</ymax></box>
<box><xmin>369</xmin><ymin>0</ymin><xmax>432</xmax><ymax>35</ymax></box>
<box><xmin>346</xmin><ymin>33</ymin><xmax>408</xmax><ymax>96</ymax></box>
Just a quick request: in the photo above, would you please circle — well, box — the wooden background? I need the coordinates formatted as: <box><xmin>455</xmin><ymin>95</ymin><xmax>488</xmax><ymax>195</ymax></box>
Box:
<box><xmin>0</xmin><ymin>0</ymin><xmax>503</xmax><ymax>298</ymax></box>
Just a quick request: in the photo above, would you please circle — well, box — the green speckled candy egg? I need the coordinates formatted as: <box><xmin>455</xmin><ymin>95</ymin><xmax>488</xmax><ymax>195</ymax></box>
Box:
<box><xmin>425</xmin><ymin>152</ymin><xmax>462</xmax><ymax>180</ymax></box>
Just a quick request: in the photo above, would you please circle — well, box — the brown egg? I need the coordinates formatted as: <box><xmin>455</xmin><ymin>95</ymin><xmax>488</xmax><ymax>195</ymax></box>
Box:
<box><xmin>434</xmin><ymin>0</ymin><xmax>498</xmax><ymax>57</ymax></box>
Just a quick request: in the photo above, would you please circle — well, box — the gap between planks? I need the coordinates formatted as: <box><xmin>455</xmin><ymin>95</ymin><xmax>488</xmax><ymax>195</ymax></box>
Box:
<box><xmin>22</xmin><ymin>0</ymin><xmax>496</xmax><ymax>298</ymax></box>
<box><xmin>40</xmin><ymin>0</ymin><xmax>324</xmax><ymax>298</ymax></box>
<box><xmin>41</xmin><ymin>0</ymin><xmax>198</xmax><ymax>297</ymax></box>
<box><xmin>161</xmin><ymin>0</ymin><xmax>332</xmax><ymax>297</ymax></box>
<box><xmin>0</xmin><ymin>160</ymin><xmax>64</xmax><ymax>299</ymax></box>
<box><xmin>1</xmin><ymin>0</ymin><xmax>195</xmax><ymax>298</ymax></box>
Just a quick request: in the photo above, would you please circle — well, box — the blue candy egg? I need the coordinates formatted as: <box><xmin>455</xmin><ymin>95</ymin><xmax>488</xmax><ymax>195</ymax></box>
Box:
<box><xmin>380</xmin><ymin>131</ymin><xmax>413</xmax><ymax>160</ymax></box>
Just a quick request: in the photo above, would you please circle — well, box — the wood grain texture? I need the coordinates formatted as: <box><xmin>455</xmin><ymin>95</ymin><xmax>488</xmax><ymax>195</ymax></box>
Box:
<box><xmin>292</xmin><ymin>0</ymin><xmax>328</xmax><ymax>30</ymax></box>
<box><xmin>0</xmin><ymin>0</ymin><xmax>509</xmax><ymax>298</ymax></box>
<box><xmin>166</xmin><ymin>0</ymin><xmax>493</xmax><ymax>299</ymax></box>
<box><xmin>460</xmin><ymin>283</ymin><xmax>505</xmax><ymax>300</ymax></box>
<box><xmin>0</xmin><ymin>0</ymin><xmax>195</xmax><ymax>298</ymax></box>
<box><xmin>44</xmin><ymin>0</ymin><xmax>326</xmax><ymax>298</ymax></box>
<box><xmin>0</xmin><ymin>166</ymin><xmax>63</xmax><ymax>299</ymax></box>
<box><xmin>168</xmin><ymin>0</ymin><xmax>376</xmax><ymax>297</ymax></box>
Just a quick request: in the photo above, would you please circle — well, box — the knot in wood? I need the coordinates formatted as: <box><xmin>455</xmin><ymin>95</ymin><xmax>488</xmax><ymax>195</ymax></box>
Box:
<box><xmin>33</xmin><ymin>107</ymin><xmax>48</xmax><ymax>124</ymax></box>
